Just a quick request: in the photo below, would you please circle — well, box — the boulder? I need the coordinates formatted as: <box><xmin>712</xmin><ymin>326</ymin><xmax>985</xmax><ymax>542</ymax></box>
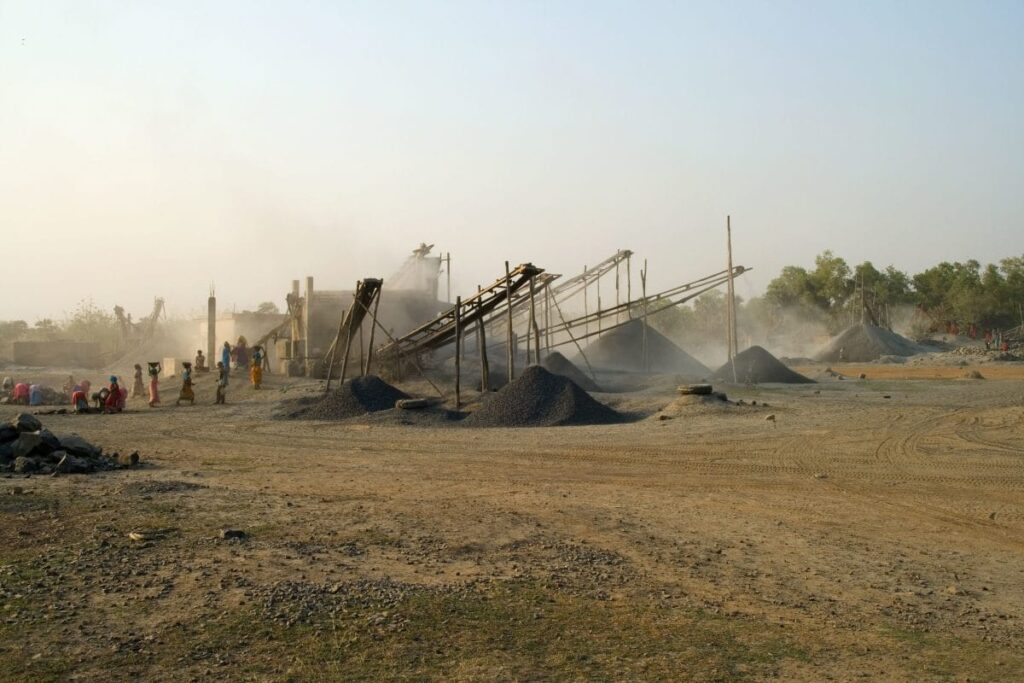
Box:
<box><xmin>54</xmin><ymin>452</ymin><xmax>94</xmax><ymax>474</ymax></box>
<box><xmin>13</xmin><ymin>456</ymin><xmax>39</xmax><ymax>473</ymax></box>
<box><xmin>11</xmin><ymin>413</ymin><xmax>41</xmax><ymax>434</ymax></box>
<box><xmin>11</xmin><ymin>432</ymin><xmax>43</xmax><ymax>459</ymax></box>
<box><xmin>0</xmin><ymin>426</ymin><xmax>17</xmax><ymax>444</ymax></box>
<box><xmin>0</xmin><ymin>444</ymin><xmax>13</xmax><ymax>463</ymax></box>
<box><xmin>58</xmin><ymin>435</ymin><xmax>101</xmax><ymax>458</ymax></box>
<box><xmin>37</xmin><ymin>429</ymin><xmax>61</xmax><ymax>453</ymax></box>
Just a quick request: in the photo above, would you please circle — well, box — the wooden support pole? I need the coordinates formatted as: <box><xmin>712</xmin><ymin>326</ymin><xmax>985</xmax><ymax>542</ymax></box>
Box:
<box><xmin>529</xmin><ymin>275</ymin><xmax>540</xmax><ymax>364</ymax></box>
<box><xmin>626</xmin><ymin>254</ymin><xmax>632</xmax><ymax>319</ymax></box>
<box><xmin>446</xmin><ymin>252</ymin><xmax>452</xmax><ymax>304</ymax></box>
<box><xmin>363</xmin><ymin>284</ymin><xmax>382</xmax><ymax>376</ymax></box>
<box><xmin>477</xmin><ymin>286</ymin><xmax>489</xmax><ymax>392</ymax></box>
<box><xmin>597</xmin><ymin>274</ymin><xmax>602</xmax><ymax>336</ymax></box>
<box><xmin>505</xmin><ymin>261</ymin><xmax>514</xmax><ymax>382</ymax></box>
<box><xmin>726</xmin><ymin>217</ymin><xmax>738</xmax><ymax>382</ymax></box>
<box><xmin>615</xmin><ymin>259</ymin><xmax>620</xmax><ymax>324</ymax></box>
<box><xmin>337</xmin><ymin>281</ymin><xmax>360</xmax><ymax>386</ymax></box>
<box><xmin>454</xmin><ymin>296</ymin><xmax>462</xmax><ymax>409</ymax></box>
<box><xmin>583</xmin><ymin>265</ymin><xmax>589</xmax><ymax>340</ymax></box>
<box><xmin>641</xmin><ymin>261</ymin><xmax>649</xmax><ymax>372</ymax></box>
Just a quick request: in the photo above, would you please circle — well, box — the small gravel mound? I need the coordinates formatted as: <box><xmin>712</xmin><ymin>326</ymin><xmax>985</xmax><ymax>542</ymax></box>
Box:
<box><xmin>576</xmin><ymin>319</ymin><xmax>709</xmax><ymax>377</ymax></box>
<box><xmin>815</xmin><ymin>323</ymin><xmax>925</xmax><ymax>362</ymax></box>
<box><xmin>285</xmin><ymin>375</ymin><xmax>409</xmax><ymax>420</ymax></box>
<box><xmin>712</xmin><ymin>346</ymin><xmax>815</xmax><ymax>384</ymax></box>
<box><xmin>541</xmin><ymin>352</ymin><xmax>600</xmax><ymax>392</ymax></box>
<box><xmin>463</xmin><ymin>366</ymin><xmax>621</xmax><ymax>428</ymax></box>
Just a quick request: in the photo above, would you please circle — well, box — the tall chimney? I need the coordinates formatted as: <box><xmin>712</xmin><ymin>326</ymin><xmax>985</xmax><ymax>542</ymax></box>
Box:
<box><xmin>207</xmin><ymin>287</ymin><xmax>216</xmax><ymax>369</ymax></box>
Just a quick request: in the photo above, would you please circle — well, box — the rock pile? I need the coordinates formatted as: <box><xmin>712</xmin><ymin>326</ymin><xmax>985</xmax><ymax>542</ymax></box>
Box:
<box><xmin>283</xmin><ymin>375</ymin><xmax>409</xmax><ymax>420</ymax></box>
<box><xmin>463</xmin><ymin>365</ymin><xmax>621</xmax><ymax>428</ymax></box>
<box><xmin>712</xmin><ymin>346</ymin><xmax>815</xmax><ymax>384</ymax></box>
<box><xmin>0</xmin><ymin>413</ymin><xmax>137</xmax><ymax>475</ymax></box>
<box><xmin>815</xmin><ymin>323</ymin><xmax>925</xmax><ymax>362</ymax></box>
<box><xmin>575</xmin><ymin>319</ymin><xmax>710</xmax><ymax>378</ymax></box>
<box><xmin>540</xmin><ymin>352</ymin><xmax>600</xmax><ymax>392</ymax></box>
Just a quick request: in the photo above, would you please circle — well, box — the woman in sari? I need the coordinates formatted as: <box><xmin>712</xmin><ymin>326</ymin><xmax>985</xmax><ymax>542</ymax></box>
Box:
<box><xmin>148</xmin><ymin>362</ymin><xmax>161</xmax><ymax>407</ymax></box>
<box><xmin>176</xmin><ymin>362</ymin><xmax>195</xmax><ymax>406</ymax></box>
<box><xmin>131</xmin><ymin>364</ymin><xmax>145</xmax><ymax>398</ymax></box>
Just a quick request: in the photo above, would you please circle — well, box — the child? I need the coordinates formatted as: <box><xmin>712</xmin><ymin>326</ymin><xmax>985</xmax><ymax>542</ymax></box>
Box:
<box><xmin>148</xmin><ymin>362</ymin><xmax>162</xmax><ymax>408</ymax></box>
<box><xmin>176</xmin><ymin>362</ymin><xmax>195</xmax><ymax>406</ymax></box>
<box><xmin>250</xmin><ymin>356</ymin><xmax>263</xmax><ymax>390</ymax></box>
<box><xmin>215</xmin><ymin>361</ymin><xmax>228</xmax><ymax>404</ymax></box>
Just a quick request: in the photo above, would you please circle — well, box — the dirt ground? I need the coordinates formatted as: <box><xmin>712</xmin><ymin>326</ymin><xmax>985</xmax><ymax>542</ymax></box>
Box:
<box><xmin>1</xmin><ymin>362</ymin><xmax>1023</xmax><ymax>682</ymax></box>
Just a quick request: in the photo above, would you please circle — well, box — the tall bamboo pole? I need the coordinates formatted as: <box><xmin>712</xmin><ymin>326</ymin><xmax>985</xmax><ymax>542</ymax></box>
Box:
<box><xmin>363</xmin><ymin>283</ymin><xmax>382</xmax><ymax>376</ymax></box>
<box><xmin>454</xmin><ymin>296</ymin><xmax>462</xmax><ymax>409</ymax></box>
<box><xmin>477</xmin><ymin>286</ymin><xmax>489</xmax><ymax>392</ymax></box>
<box><xmin>505</xmin><ymin>261</ymin><xmax>514</xmax><ymax>382</ymax></box>
<box><xmin>529</xmin><ymin>275</ymin><xmax>541</xmax><ymax>363</ymax></box>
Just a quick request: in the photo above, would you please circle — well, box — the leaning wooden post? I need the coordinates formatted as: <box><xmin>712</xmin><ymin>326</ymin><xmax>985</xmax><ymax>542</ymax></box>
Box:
<box><xmin>454</xmin><ymin>295</ymin><xmax>462</xmax><ymax>409</ymax></box>
<box><xmin>626</xmin><ymin>254</ymin><xmax>632</xmax><ymax>319</ymax></box>
<box><xmin>726</xmin><ymin>216</ymin><xmax>738</xmax><ymax>382</ymax></box>
<box><xmin>477</xmin><ymin>286</ymin><xmax>489</xmax><ymax>392</ymax></box>
<box><xmin>641</xmin><ymin>261</ymin><xmax>649</xmax><ymax>372</ymax></box>
<box><xmin>363</xmin><ymin>283</ymin><xmax>382</xmax><ymax>376</ymax></box>
<box><xmin>505</xmin><ymin>261</ymin><xmax>514</xmax><ymax>382</ymax></box>
<box><xmin>597</xmin><ymin>273</ymin><xmax>602</xmax><ymax>336</ymax></box>
<box><xmin>529</xmin><ymin>274</ymin><xmax>540</xmax><ymax>364</ymax></box>
<box><xmin>338</xmin><ymin>281</ymin><xmax>360</xmax><ymax>385</ymax></box>
<box><xmin>615</xmin><ymin>258</ymin><xmax>620</xmax><ymax>324</ymax></box>
<box><xmin>582</xmin><ymin>265</ymin><xmax>589</xmax><ymax>339</ymax></box>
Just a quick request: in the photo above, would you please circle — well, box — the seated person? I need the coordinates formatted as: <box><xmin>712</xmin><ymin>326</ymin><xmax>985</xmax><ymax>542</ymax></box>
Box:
<box><xmin>71</xmin><ymin>389</ymin><xmax>89</xmax><ymax>413</ymax></box>
<box><xmin>195</xmin><ymin>349</ymin><xmax>209</xmax><ymax>372</ymax></box>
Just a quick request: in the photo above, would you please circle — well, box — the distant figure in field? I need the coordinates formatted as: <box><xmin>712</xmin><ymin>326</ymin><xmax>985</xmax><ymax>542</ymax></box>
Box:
<box><xmin>148</xmin><ymin>362</ymin><xmax>162</xmax><ymax>407</ymax></box>
<box><xmin>215</xmin><ymin>361</ymin><xmax>228</xmax><ymax>404</ymax></box>
<box><xmin>195</xmin><ymin>349</ymin><xmax>208</xmax><ymax>372</ymax></box>
<box><xmin>62</xmin><ymin>374</ymin><xmax>75</xmax><ymax>398</ymax></box>
<box><xmin>232</xmin><ymin>336</ymin><xmax>250</xmax><ymax>371</ymax></box>
<box><xmin>221</xmin><ymin>342</ymin><xmax>232</xmax><ymax>378</ymax></box>
<box><xmin>176</xmin><ymin>362</ymin><xmax>195</xmax><ymax>406</ymax></box>
<box><xmin>103</xmin><ymin>376</ymin><xmax>123</xmax><ymax>413</ymax></box>
<box><xmin>71</xmin><ymin>388</ymin><xmax>89</xmax><ymax>413</ymax></box>
<box><xmin>250</xmin><ymin>356</ymin><xmax>263</xmax><ymax>390</ymax></box>
<box><xmin>12</xmin><ymin>382</ymin><xmax>30</xmax><ymax>405</ymax></box>
<box><xmin>131</xmin><ymin>364</ymin><xmax>145</xmax><ymax>398</ymax></box>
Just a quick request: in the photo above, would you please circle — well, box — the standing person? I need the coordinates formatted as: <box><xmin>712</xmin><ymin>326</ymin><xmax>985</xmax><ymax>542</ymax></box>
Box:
<box><xmin>148</xmin><ymin>362</ymin><xmax>162</xmax><ymax>408</ymax></box>
<box><xmin>249</xmin><ymin>355</ymin><xmax>263</xmax><ymax>390</ymax></box>
<box><xmin>221</xmin><ymin>342</ymin><xmax>232</xmax><ymax>378</ymax></box>
<box><xmin>131</xmin><ymin>364</ymin><xmax>145</xmax><ymax>398</ymax></box>
<box><xmin>176</xmin><ymin>362</ymin><xmax>195</xmax><ymax>406</ymax></box>
<box><xmin>233</xmin><ymin>336</ymin><xmax>250</xmax><ymax>371</ymax></box>
<box><xmin>215</xmin><ymin>361</ymin><xmax>228</xmax><ymax>404</ymax></box>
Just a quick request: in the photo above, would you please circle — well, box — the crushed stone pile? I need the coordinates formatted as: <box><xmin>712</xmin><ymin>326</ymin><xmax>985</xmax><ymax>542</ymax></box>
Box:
<box><xmin>576</xmin><ymin>319</ymin><xmax>710</xmax><ymax>378</ymax></box>
<box><xmin>815</xmin><ymin>323</ymin><xmax>926</xmax><ymax>363</ymax></box>
<box><xmin>0</xmin><ymin>413</ymin><xmax>140</xmax><ymax>475</ymax></box>
<box><xmin>540</xmin><ymin>352</ymin><xmax>600</xmax><ymax>392</ymax></box>
<box><xmin>463</xmin><ymin>366</ymin><xmax>621</xmax><ymax>428</ymax></box>
<box><xmin>283</xmin><ymin>375</ymin><xmax>409</xmax><ymax>420</ymax></box>
<box><xmin>712</xmin><ymin>346</ymin><xmax>815</xmax><ymax>384</ymax></box>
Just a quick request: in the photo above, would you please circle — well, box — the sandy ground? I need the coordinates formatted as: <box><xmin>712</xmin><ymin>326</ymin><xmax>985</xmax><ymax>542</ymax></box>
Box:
<box><xmin>1</xmin><ymin>362</ymin><xmax>1023</xmax><ymax>681</ymax></box>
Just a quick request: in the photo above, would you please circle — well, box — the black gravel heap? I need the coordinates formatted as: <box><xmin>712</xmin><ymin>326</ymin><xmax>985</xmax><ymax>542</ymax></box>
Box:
<box><xmin>463</xmin><ymin>366</ymin><xmax>621</xmax><ymax>428</ymax></box>
<box><xmin>540</xmin><ymin>352</ymin><xmax>601</xmax><ymax>392</ymax></box>
<box><xmin>286</xmin><ymin>376</ymin><xmax>409</xmax><ymax>420</ymax></box>
<box><xmin>712</xmin><ymin>346</ymin><xmax>815</xmax><ymax>384</ymax></box>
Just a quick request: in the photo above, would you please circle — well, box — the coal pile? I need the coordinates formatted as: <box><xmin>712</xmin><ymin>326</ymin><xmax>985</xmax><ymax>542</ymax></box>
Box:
<box><xmin>576</xmin><ymin>319</ymin><xmax>709</xmax><ymax>378</ymax></box>
<box><xmin>815</xmin><ymin>323</ymin><xmax>925</xmax><ymax>363</ymax></box>
<box><xmin>284</xmin><ymin>375</ymin><xmax>409</xmax><ymax>420</ymax></box>
<box><xmin>0</xmin><ymin>413</ymin><xmax>139</xmax><ymax>475</ymax></box>
<box><xmin>463</xmin><ymin>366</ymin><xmax>621</xmax><ymax>428</ymax></box>
<box><xmin>712</xmin><ymin>346</ymin><xmax>815</xmax><ymax>384</ymax></box>
<box><xmin>540</xmin><ymin>352</ymin><xmax>600</xmax><ymax>392</ymax></box>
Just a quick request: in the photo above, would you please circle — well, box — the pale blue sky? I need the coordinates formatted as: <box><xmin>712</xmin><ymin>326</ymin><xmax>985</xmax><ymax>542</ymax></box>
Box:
<box><xmin>1</xmin><ymin>1</ymin><xmax>1022</xmax><ymax>320</ymax></box>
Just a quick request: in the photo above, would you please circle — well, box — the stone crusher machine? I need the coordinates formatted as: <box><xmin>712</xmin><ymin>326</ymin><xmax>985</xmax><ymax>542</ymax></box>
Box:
<box><xmin>322</xmin><ymin>278</ymin><xmax>384</xmax><ymax>390</ymax></box>
<box><xmin>376</xmin><ymin>262</ymin><xmax>543</xmax><ymax>377</ymax></box>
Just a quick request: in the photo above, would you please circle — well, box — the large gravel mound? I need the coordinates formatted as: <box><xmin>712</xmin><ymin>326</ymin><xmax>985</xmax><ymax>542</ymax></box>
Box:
<box><xmin>815</xmin><ymin>324</ymin><xmax>925</xmax><ymax>362</ymax></box>
<box><xmin>712</xmin><ymin>346</ymin><xmax>815</xmax><ymax>384</ymax></box>
<box><xmin>463</xmin><ymin>366</ymin><xmax>621</xmax><ymax>428</ymax></box>
<box><xmin>576</xmin><ymin>319</ymin><xmax>709</xmax><ymax>378</ymax></box>
<box><xmin>541</xmin><ymin>352</ymin><xmax>600</xmax><ymax>392</ymax></box>
<box><xmin>284</xmin><ymin>375</ymin><xmax>409</xmax><ymax>420</ymax></box>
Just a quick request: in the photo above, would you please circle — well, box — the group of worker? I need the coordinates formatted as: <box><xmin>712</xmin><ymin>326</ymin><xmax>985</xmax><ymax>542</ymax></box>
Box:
<box><xmin>2</xmin><ymin>337</ymin><xmax>268</xmax><ymax>415</ymax></box>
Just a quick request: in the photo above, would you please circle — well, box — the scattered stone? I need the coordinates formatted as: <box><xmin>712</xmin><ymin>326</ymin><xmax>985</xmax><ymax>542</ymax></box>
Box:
<box><xmin>859</xmin><ymin>373</ymin><xmax>867</xmax><ymax>380</ymax></box>
<box><xmin>54</xmin><ymin>453</ymin><xmax>94</xmax><ymax>474</ymax></box>
<box><xmin>765</xmin><ymin>414</ymin><xmax>777</xmax><ymax>424</ymax></box>
<box><xmin>11</xmin><ymin>433</ymin><xmax>43</xmax><ymax>459</ymax></box>
<box><xmin>13</xmin><ymin>457</ymin><xmax>39</xmax><ymax>474</ymax></box>
<box><xmin>395</xmin><ymin>398</ymin><xmax>431</xmax><ymax>410</ymax></box>
<box><xmin>0</xmin><ymin>425</ymin><xmax>18</xmax><ymax>444</ymax></box>
<box><xmin>58</xmin><ymin>435</ymin><xmax>101</xmax><ymax>458</ymax></box>
<box><xmin>221</xmin><ymin>529</ymin><xmax>247</xmax><ymax>540</ymax></box>
<box><xmin>961</xmin><ymin>370</ymin><xmax>985</xmax><ymax>380</ymax></box>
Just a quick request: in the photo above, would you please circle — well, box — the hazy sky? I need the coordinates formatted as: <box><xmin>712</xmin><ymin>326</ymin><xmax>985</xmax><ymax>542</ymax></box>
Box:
<box><xmin>2</xmin><ymin>1</ymin><xmax>1022</xmax><ymax>322</ymax></box>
